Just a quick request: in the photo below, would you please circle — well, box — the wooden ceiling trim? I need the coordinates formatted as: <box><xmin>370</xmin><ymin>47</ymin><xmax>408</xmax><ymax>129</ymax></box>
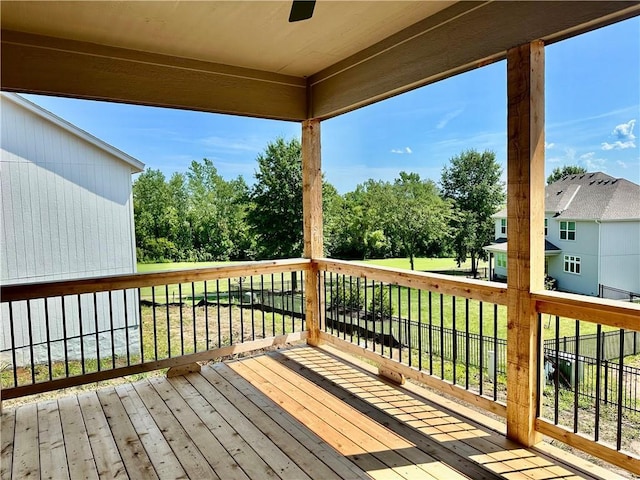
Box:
<box><xmin>1</xmin><ymin>30</ymin><xmax>307</xmax><ymax>121</ymax></box>
<box><xmin>309</xmin><ymin>1</ymin><xmax>640</xmax><ymax>120</ymax></box>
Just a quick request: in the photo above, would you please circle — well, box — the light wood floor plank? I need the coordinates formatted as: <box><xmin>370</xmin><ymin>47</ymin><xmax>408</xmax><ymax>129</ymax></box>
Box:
<box><xmin>148</xmin><ymin>376</ymin><xmax>252</xmax><ymax>480</ymax></box>
<box><xmin>279</xmin><ymin>348</ymin><xmax>503</xmax><ymax>480</ymax></box>
<box><xmin>0</xmin><ymin>409</ymin><xmax>16</xmax><ymax>480</ymax></box>
<box><xmin>12</xmin><ymin>403</ymin><xmax>39</xmax><ymax>479</ymax></box>
<box><xmin>231</xmin><ymin>358</ymin><xmax>409</xmax><ymax>480</ymax></box>
<box><xmin>208</xmin><ymin>363</ymin><xmax>371</xmax><ymax>480</ymax></box>
<box><xmin>77</xmin><ymin>391</ymin><xmax>127</xmax><ymax>479</ymax></box>
<box><xmin>58</xmin><ymin>395</ymin><xmax>99</xmax><ymax>480</ymax></box>
<box><xmin>115</xmin><ymin>383</ymin><xmax>188</xmax><ymax>480</ymax></box>
<box><xmin>170</xmin><ymin>375</ymin><xmax>289</xmax><ymax>480</ymax></box>
<box><xmin>253</xmin><ymin>354</ymin><xmax>444</xmax><ymax>480</ymax></box>
<box><xmin>133</xmin><ymin>379</ymin><xmax>220</xmax><ymax>480</ymax></box>
<box><xmin>38</xmin><ymin>399</ymin><xmax>70</xmax><ymax>480</ymax></box>
<box><xmin>4</xmin><ymin>345</ymin><xmax>624</xmax><ymax>480</ymax></box>
<box><xmin>96</xmin><ymin>388</ymin><xmax>158</xmax><ymax>479</ymax></box>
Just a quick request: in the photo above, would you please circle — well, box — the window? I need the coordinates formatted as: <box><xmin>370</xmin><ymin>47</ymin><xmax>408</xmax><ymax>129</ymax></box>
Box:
<box><xmin>500</xmin><ymin>218</ymin><xmax>507</xmax><ymax>235</ymax></box>
<box><xmin>560</xmin><ymin>221</ymin><xmax>576</xmax><ymax>240</ymax></box>
<box><xmin>496</xmin><ymin>253</ymin><xmax>507</xmax><ymax>268</ymax></box>
<box><xmin>544</xmin><ymin>218</ymin><xmax>548</xmax><ymax>236</ymax></box>
<box><xmin>564</xmin><ymin>255</ymin><xmax>581</xmax><ymax>274</ymax></box>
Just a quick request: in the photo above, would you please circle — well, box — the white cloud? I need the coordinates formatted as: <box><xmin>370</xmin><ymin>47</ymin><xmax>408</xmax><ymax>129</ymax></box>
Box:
<box><xmin>436</xmin><ymin>108</ymin><xmax>464</xmax><ymax>129</ymax></box>
<box><xmin>545</xmin><ymin>142</ymin><xmax>555</xmax><ymax>150</ymax></box>
<box><xmin>601</xmin><ymin>119</ymin><xmax>636</xmax><ymax>150</ymax></box>
<box><xmin>200</xmin><ymin>135</ymin><xmax>264</xmax><ymax>153</ymax></box>
<box><xmin>616</xmin><ymin>160</ymin><xmax>628</xmax><ymax>169</ymax></box>
<box><xmin>391</xmin><ymin>147</ymin><xmax>413</xmax><ymax>154</ymax></box>
<box><xmin>580</xmin><ymin>152</ymin><xmax>607</xmax><ymax>172</ymax></box>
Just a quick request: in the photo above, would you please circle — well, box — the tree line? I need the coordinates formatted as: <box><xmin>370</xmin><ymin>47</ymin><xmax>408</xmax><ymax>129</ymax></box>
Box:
<box><xmin>133</xmin><ymin>138</ymin><xmax>506</xmax><ymax>277</ymax></box>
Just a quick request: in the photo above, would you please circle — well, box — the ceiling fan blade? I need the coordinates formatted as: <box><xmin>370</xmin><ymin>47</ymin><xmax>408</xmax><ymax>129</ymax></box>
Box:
<box><xmin>289</xmin><ymin>0</ymin><xmax>316</xmax><ymax>22</ymax></box>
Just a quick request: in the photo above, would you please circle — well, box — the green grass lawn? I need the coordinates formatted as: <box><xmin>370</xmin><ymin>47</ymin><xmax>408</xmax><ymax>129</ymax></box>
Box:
<box><xmin>358</xmin><ymin>257</ymin><xmax>489</xmax><ymax>272</ymax></box>
<box><xmin>136</xmin><ymin>258</ymin><xmax>612</xmax><ymax>339</ymax></box>
<box><xmin>137</xmin><ymin>261</ymin><xmax>233</xmax><ymax>273</ymax></box>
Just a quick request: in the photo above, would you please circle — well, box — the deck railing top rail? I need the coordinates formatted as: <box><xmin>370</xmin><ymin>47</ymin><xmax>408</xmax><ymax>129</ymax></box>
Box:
<box><xmin>314</xmin><ymin>258</ymin><xmax>508</xmax><ymax>305</ymax></box>
<box><xmin>532</xmin><ymin>290</ymin><xmax>640</xmax><ymax>330</ymax></box>
<box><xmin>0</xmin><ymin>258</ymin><xmax>311</xmax><ymax>303</ymax></box>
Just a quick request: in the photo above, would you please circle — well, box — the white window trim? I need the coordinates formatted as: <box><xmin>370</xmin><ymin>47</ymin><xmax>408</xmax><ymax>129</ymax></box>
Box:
<box><xmin>563</xmin><ymin>255</ymin><xmax>581</xmax><ymax>275</ymax></box>
<box><xmin>496</xmin><ymin>253</ymin><xmax>507</xmax><ymax>268</ymax></box>
<box><xmin>500</xmin><ymin>218</ymin><xmax>507</xmax><ymax>235</ymax></box>
<box><xmin>560</xmin><ymin>221</ymin><xmax>576</xmax><ymax>241</ymax></box>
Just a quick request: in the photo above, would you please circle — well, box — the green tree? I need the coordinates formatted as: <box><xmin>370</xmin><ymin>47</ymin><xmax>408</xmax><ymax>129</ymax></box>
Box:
<box><xmin>384</xmin><ymin>172</ymin><xmax>451</xmax><ymax>270</ymax></box>
<box><xmin>546</xmin><ymin>165</ymin><xmax>587</xmax><ymax>184</ymax></box>
<box><xmin>186</xmin><ymin>158</ymin><xmax>250</xmax><ymax>261</ymax></box>
<box><xmin>133</xmin><ymin>169</ymin><xmax>174</xmax><ymax>261</ymax></box>
<box><xmin>440</xmin><ymin>149</ymin><xmax>505</xmax><ymax>278</ymax></box>
<box><xmin>248</xmin><ymin>137</ymin><xmax>304</xmax><ymax>259</ymax></box>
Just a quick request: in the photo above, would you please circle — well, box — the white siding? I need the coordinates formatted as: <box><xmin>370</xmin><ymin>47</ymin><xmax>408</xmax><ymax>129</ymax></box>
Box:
<box><xmin>600</xmin><ymin>221</ymin><xmax>640</xmax><ymax>296</ymax></box>
<box><xmin>1</xmin><ymin>96</ymin><xmax>140</xmax><ymax>365</ymax></box>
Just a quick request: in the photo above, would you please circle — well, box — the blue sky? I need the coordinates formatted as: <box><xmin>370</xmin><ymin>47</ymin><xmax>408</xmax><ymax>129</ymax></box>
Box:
<box><xmin>23</xmin><ymin>17</ymin><xmax>639</xmax><ymax>193</ymax></box>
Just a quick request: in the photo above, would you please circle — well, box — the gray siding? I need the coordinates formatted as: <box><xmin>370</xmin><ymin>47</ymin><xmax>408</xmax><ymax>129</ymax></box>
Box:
<box><xmin>600</xmin><ymin>221</ymin><xmax>640</xmax><ymax>295</ymax></box>
<box><xmin>1</xmin><ymin>96</ymin><xmax>140</xmax><ymax>365</ymax></box>
<box><xmin>547</xmin><ymin>219</ymin><xmax>599</xmax><ymax>296</ymax></box>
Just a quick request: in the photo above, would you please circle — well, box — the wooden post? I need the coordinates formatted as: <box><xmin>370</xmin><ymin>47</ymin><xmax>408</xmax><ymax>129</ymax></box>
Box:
<box><xmin>506</xmin><ymin>41</ymin><xmax>545</xmax><ymax>446</ymax></box>
<box><xmin>302</xmin><ymin>119</ymin><xmax>323</xmax><ymax>346</ymax></box>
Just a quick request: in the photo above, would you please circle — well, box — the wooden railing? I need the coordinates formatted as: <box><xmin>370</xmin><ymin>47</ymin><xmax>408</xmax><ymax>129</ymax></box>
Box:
<box><xmin>533</xmin><ymin>290</ymin><xmax>640</xmax><ymax>474</ymax></box>
<box><xmin>314</xmin><ymin>258</ymin><xmax>510</xmax><ymax>417</ymax></box>
<box><xmin>314</xmin><ymin>258</ymin><xmax>640</xmax><ymax>475</ymax></box>
<box><xmin>0</xmin><ymin>259</ymin><xmax>310</xmax><ymax>399</ymax></box>
<box><xmin>2</xmin><ymin>257</ymin><xmax>639</xmax><ymax>474</ymax></box>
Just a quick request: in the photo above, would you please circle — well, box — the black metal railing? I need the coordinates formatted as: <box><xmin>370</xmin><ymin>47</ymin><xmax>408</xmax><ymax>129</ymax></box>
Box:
<box><xmin>540</xmin><ymin>315</ymin><xmax>640</xmax><ymax>453</ymax></box>
<box><xmin>0</xmin><ymin>262</ymin><xmax>308</xmax><ymax>398</ymax></box>
<box><xmin>319</xmin><ymin>271</ymin><xmax>508</xmax><ymax>404</ymax></box>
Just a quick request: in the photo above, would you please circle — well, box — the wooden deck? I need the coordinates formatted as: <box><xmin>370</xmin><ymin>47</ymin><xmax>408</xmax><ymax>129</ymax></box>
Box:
<box><xmin>1</xmin><ymin>345</ymin><xmax>622</xmax><ymax>480</ymax></box>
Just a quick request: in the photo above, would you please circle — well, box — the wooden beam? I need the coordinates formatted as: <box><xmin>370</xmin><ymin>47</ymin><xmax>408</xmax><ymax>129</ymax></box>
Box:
<box><xmin>302</xmin><ymin>119</ymin><xmax>323</xmax><ymax>346</ymax></box>
<box><xmin>1</xmin><ymin>30</ymin><xmax>307</xmax><ymax>122</ymax></box>
<box><xmin>532</xmin><ymin>290</ymin><xmax>640</xmax><ymax>330</ymax></box>
<box><xmin>0</xmin><ymin>258</ymin><xmax>311</xmax><ymax>302</ymax></box>
<box><xmin>536</xmin><ymin>419</ymin><xmax>640</xmax><ymax>476</ymax></box>
<box><xmin>314</xmin><ymin>258</ymin><xmax>508</xmax><ymax>305</ymax></box>
<box><xmin>309</xmin><ymin>1</ymin><xmax>640</xmax><ymax>119</ymax></box>
<box><xmin>506</xmin><ymin>41</ymin><xmax>546</xmax><ymax>447</ymax></box>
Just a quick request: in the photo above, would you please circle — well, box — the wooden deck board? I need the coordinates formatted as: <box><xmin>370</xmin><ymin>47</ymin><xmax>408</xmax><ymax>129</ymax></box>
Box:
<box><xmin>38</xmin><ymin>399</ymin><xmax>70</xmax><ymax>480</ymax></box>
<box><xmin>77</xmin><ymin>391</ymin><xmax>127</xmax><ymax>479</ymax></box>
<box><xmin>132</xmin><ymin>379</ymin><xmax>220</xmax><ymax>480</ymax></box>
<box><xmin>207</xmin><ymin>363</ymin><xmax>371</xmax><ymax>480</ymax></box>
<box><xmin>2</xmin><ymin>345</ymin><xmax>624</xmax><ymax>480</ymax></box>
<box><xmin>96</xmin><ymin>388</ymin><xmax>158</xmax><ymax>480</ymax></box>
<box><xmin>12</xmin><ymin>403</ymin><xmax>39</xmax><ymax>479</ymax></box>
<box><xmin>114</xmin><ymin>383</ymin><xmax>188</xmax><ymax>480</ymax></box>
<box><xmin>0</xmin><ymin>409</ymin><xmax>16</xmax><ymax>480</ymax></box>
<box><xmin>58</xmin><ymin>395</ymin><xmax>99</xmax><ymax>480</ymax></box>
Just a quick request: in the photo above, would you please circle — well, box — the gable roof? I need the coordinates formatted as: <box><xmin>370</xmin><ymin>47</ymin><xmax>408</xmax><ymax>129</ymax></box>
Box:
<box><xmin>1</xmin><ymin>92</ymin><xmax>144</xmax><ymax>173</ymax></box>
<box><xmin>493</xmin><ymin>172</ymin><xmax>640</xmax><ymax>221</ymax></box>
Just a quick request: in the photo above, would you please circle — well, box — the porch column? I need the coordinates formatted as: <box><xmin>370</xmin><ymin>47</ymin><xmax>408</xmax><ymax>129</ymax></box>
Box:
<box><xmin>506</xmin><ymin>41</ymin><xmax>545</xmax><ymax>446</ymax></box>
<box><xmin>302</xmin><ymin>119</ymin><xmax>323</xmax><ymax>346</ymax></box>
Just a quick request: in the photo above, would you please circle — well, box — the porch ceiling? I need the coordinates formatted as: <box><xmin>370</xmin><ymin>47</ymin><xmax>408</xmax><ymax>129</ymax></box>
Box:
<box><xmin>1</xmin><ymin>1</ymin><xmax>639</xmax><ymax>121</ymax></box>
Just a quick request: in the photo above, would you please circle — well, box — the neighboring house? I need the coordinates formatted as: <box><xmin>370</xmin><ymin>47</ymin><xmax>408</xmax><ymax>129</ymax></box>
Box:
<box><xmin>485</xmin><ymin>172</ymin><xmax>640</xmax><ymax>298</ymax></box>
<box><xmin>1</xmin><ymin>92</ymin><xmax>144</xmax><ymax>366</ymax></box>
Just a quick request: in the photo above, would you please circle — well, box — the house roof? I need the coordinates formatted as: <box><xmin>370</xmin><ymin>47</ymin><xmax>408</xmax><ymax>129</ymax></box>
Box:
<box><xmin>1</xmin><ymin>92</ymin><xmax>144</xmax><ymax>173</ymax></box>
<box><xmin>2</xmin><ymin>1</ymin><xmax>639</xmax><ymax>121</ymax></box>
<box><xmin>493</xmin><ymin>172</ymin><xmax>640</xmax><ymax>221</ymax></box>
